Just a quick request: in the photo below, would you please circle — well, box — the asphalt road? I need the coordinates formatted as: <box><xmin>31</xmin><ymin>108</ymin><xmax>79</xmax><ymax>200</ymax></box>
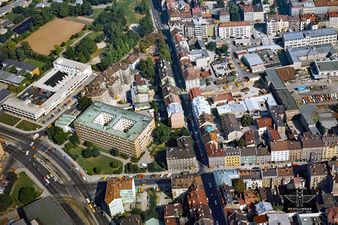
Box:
<box><xmin>0</xmin><ymin>126</ymin><xmax>109</xmax><ymax>225</ymax></box>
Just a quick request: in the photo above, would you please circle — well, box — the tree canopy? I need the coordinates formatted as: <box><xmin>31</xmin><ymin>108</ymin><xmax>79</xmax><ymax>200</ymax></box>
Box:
<box><xmin>137</xmin><ymin>57</ymin><xmax>155</xmax><ymax>83</ymax></box>
<box><xmin>18</xmin><ymin>187</ymin><xmax>38</xmax><ymax>205</ymax></box>
<box><xmin>139</xmin><ymin>11</ymin><xmax>154</xmax><ymax>37</ymax></box>
<box><xmin>47</xmin><ymin>125</ymin><xmax>68</xmax><ymax>145</ymax></box>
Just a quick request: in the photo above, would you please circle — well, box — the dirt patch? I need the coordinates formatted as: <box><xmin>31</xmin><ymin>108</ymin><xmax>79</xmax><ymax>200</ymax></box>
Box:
<box><xmin>25</xmin><ymin>18</ymin><xmax>85</xmax><ymax>55</ymax></box>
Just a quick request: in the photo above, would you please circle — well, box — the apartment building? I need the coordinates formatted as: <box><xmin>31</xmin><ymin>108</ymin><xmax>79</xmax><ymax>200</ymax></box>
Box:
<box><xmin>2</xmin><ymin>58</ymin><xmax>93</xmax><ymax>120</ymax></box>
<box><xmin>224</xmin><ymin>148</ymin><xmax>241</xmax><ymax>167</ymax></box>
<box><xmin>282</xmin><ymin>28</ymin><xmax>337</xmax><ymax>49</ymax></box>
<box><xmin>217</xmin><ymin>21</ymin><xmax>252</xmax><ymax>39</ymax></box>
<box><xmin>104</xmin><ymin>177</ymin><xmax>136</xmax><ymax>216</ymax></box>
<box><xmin>74</xmin><ymin>101</ymin><xmax>155</xmax><ymax>158</ymax></box>
<box><xmin>261</xmin><ymin>168</ymin><xmax>278</xmax><ymax>188</ymax></box>
<box><xmin>310</xmin><ymin>59</ymin><xmax>338</xmax><ymax>79</ymax></box>
<box><xmin>322</xmin><ymin>135</ymin><xmax>338</xmax><ymax>160</ymax></box>
<box><xmin>307</xmin><ymin>162</ymin><xmax>328</xmax><ymax>188</ymax></box>
<box><xmin>166</xmin><ymin>136</ymin><xmax>198</xmax><ymax>172</ymax></box>
<box><xmin>300</xmin><ymin>133</ymin><xmax>324</xmax><ymax>161</ymax></box>
<box><xmin>265</xmin><ymin>15</ymin><xmax>289</xmax><ymax>36</ymax></box>
<box><xmin>326</xmin><ymin>11</ymin><xmax>338</xmax><ymax>29</ymax></box>
<box><xmin>270</xmin><ymin>141</ymin><xmax>289</xmax><ymax>162</ymax></box>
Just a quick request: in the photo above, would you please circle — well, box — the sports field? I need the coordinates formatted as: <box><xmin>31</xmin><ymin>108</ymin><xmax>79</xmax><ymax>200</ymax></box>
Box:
<box><xmin>25</xmin><ymin>18</ymin><xmax>85</xmax><ymax>55</ymax></box>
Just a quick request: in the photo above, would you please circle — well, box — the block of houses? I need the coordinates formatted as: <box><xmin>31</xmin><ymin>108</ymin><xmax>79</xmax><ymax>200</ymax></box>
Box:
<box><xmin>166</xmin><ymin>136</ymin><xmax>198</xmax><ymax>172</ymax></box>
<box><xmin>104</xmin><ymin>177</ymin><xmax>136</xmax><ymax>217</ymax></box>
<box><xmin>256</xmin><ymin>117</ymin><xmax>273</xmax><ymax>135</ymax></box>
<box><xmin>256</xmin><ymin>147</ymin><xmax>271</xmax><ymax>164</ymax></box>
<box><xmin>322</xmin><ymin>135</ymin><xmax>338</xmax><ymax>160</ymax></box>
<box><xmin>244</xmin><ymin>130</ymin><xmax>255</xmax><ymax>147</ymax></box>
<box><xmin>163</xmin><ymin>203</ymin><xmax>184</xmax><ymax>225</ymax></box>
<box><xmin>288</xmin><ymin>140</ymin><xmax>302</xmax><ymax>162</ymax></box>
<box><xmin>184</xmin><ymin>67</ymin><xmax>200</xmax><ymax>90</ymax></box>
<box><xmin>243</xmin><ymin>189</ymin><xmax>259</xmax><ymax>205</ymax></box>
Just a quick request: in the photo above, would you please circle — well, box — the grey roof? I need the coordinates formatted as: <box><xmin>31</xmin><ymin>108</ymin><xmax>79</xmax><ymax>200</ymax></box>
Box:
<box><xmin>225</xmin><ymin>148</ymin><xmax>240</xmax><ymax>155</ymax></box>
<box><xmin>23</xmin><ymin>197</ymin><xmax>74</xmax><ymax>225</ymax></box>
<box><xmin>299</xmin><ymin>104</ymin><xmax>317</xmax><ymax>127</ymax></box>
<box><xmin>240</xmin><ymin>147</ymin><xmax>257</xmax><ymax>156</ymax></box>
<box><xmin>221</xmin><ymin>113</ymin><xmax>241</xmax><ymax>132</ymax></box>
<box><xmin>166</xmin><ymin>136</ymin><xmax>196</xmax><ymax>160</ymax></box>
<box><xmin>265</xmin><ymin>69</ymin><xmax>285</xmax><ymax>90</ymax></box>
<box><xmin>3</xmin><ymin>59</ymin><xmax>36</xmax><ymax>72</ymax></box>
<box><xmin>261</xmin><ymin>168</ymin><xmax>278</xmax><ymax>177</ymax></box>
<box><xmin>244</xmin><ymin>53</ymin><xmax>264</xmax><ymax>67</ymax></box>
<box><xmin>274</xmin><ymin>89</ymin><xmax>298</xmax><ymax>111</ymax></box>
<box><xmin>315</xmin><ymin>59</ymin><xmax>338</xmax><ymax>72</ymax></box>
<box><xmin>0</xmin><ymin>89</ymin><xmax>10</xmax><ymax>102</ymax></box>
<box><xmin>283</xmin><ymin>28</ymin><xmax>337</xmax><ymax>41</ymax></box>
<box><xmin>287</xmin><ymin>44</ymin><xmax>336</xmax><ymax>64</ymax></box>
<box><xmin>0</xmin><ymin>70</ymin><xmax>24</xmax><ymax>84</ymax></box>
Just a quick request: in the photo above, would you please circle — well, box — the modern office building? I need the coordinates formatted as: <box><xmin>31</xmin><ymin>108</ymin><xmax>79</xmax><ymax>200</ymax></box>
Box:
<box><xmin>282</xmin><ymin>28</ymin><xmax>337</xmax><ymax>49</ymax></box>
<box><xmin>74</xmin><ymin>101</ymin><xmax>155</xmax><ymax>157</ymax></box>
<box><xmin>2</xmin><ymin>58</ymin><xmax>93</xmax><ymax>120</ymax></box>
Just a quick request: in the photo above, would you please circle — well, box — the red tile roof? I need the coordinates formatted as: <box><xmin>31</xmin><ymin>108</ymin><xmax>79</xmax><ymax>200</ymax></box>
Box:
<box><xmin>219</xmin><ymin>21</ymin><xmax>251</xmax><ymax>28</ymax></box>
<box><xmin>256</xmin><ymin>117</ymin><xmax>272</xmax><ymax>129</ymax></box>
<box><xmin>189</xmin><ymin>87</ymin><xmax>202</xmax><ymax>100</ymax></box>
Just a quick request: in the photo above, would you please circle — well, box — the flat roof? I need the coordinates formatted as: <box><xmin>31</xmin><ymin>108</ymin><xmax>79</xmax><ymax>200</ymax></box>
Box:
<box><xmin>265</xmin><ymin>69</ymin><xmax>286</xmax><ymax>89</ymax></box>
<box><xmin>75</xmin><ymin>101</ymin><xmax>153</xmax><ymax>141</ymax></box>
<box><xmin>283</xmin><ymin>28</ymin><xmax>337</xmax><ymax>41</ymax></box>
<box><xmin>244</xmin><ymin>53</ymin><xmax>264</xmax><ymax>66</ymax></box>
<box><xmin>287</xmin><ymin>44</ymin><xmax>336</xmax><ymax>64</ymax></box>
<box><xmin>316</xmin><ymin>59</ymin><xmax>338</xmax><ymax>71</ymax></box>
<box><xmin>23</xmin><ymin>197</ymin><xmax>74</xmax><ymax>225</ymax></box>
<box><xmin>0</xmin><ymin>70</ymin><xmax>25</xmax><ymax>84</ymax></box>
<box><xmin>275</xmin><ymin>89</ymin><xmax>298</xmax><ymax>111</ymax></box>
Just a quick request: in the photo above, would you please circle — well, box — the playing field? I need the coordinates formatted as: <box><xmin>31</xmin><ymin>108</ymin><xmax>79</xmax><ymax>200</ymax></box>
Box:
<box><xmin>25</xmin><ymin>18</ymin><xmax>85</xmax><ymax>55</ymax></box>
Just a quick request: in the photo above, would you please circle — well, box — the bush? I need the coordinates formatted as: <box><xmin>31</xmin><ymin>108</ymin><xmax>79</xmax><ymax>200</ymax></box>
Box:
<box><xmin>124</xmin><ymin>163</ymin><xmax>140</xmax><ymax>174</ymax></box>
<box><xmin>47</xmin><ymin>125</ymin><xmax>68</xmax><ymax>145</ymax></box>
<box><xmin>109</xmin><ymin>162</ymin><xmax>115</xmax><ymax>168</ymax></box>
<box><xmin>69</xmin><ymin>135</ymin><xmax>80</xmax><ymax>145</ymax></box>
<box><xmin>110</xmin><ymin>148</ymin><xmax>118</xmax><ymax>156</ymax></box>
<box><xmin>93</xmin><ymin>167</ymin><xmax>101</xmax><ymax>174</ymax></box>
<box><xmin>0</xmin><ymin>194</ymin><xmax>12</xmax><ymax>211</ymax></box>
<box><xmin>119</xmin><ymin>153</ymin><xmax>129</xmax><ymax>160</ymax></box>
<box><xmin>18</xmin><ymin>187</ymin><xmax>38</xmax><ymax>205</ymax></box>
<box><xmin>82</xmin><ymin>148</ymin><xmax>100</xmax><ymax>158</ymax></box>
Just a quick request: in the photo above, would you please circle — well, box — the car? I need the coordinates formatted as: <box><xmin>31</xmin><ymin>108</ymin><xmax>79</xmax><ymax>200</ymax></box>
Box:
<box><xmin>25</xmin><ymin>151</ymin><xmax>29</xmax><ymax>156</ymax></box>
<box><xmin>86</xmin><ymin>198</ymin><xmax>91</xmax><ymax>204</ymax></box>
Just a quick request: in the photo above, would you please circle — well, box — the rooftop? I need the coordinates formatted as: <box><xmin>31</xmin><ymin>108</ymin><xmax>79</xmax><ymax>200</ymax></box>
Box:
<box><xmin>283</xmin><ymin>28</ymin><xmax>337</xmax><ymax>41</ymax></box>
<box><xmin>244</xmin><ymin>53</ymin><xmax>264</xmax><ymax>67</ymax></box>
<box><xmin>315</xmin><ymin>59</ymin><xmax>338</xmax><ymax>72</ymax></box>
<box><xmin>0</xmin><ymin>70</ymin><xmax>25</xmax><ymax>85</ymax></box>
<box><xmin>104</xmin><ymin>177</ymin><xmax>134</xmax><ymax>204</ymax></box>
<box><xmin>75</xmin><ymin>102</ymin><xmax>153</xmax><ymax>141</ymax></box>
<box><xmin>166</xmin><ymin>136</ymin><xmax>196</xmax><ymax>160</ymax></box>
<box><xmin>219</xmin><ymin>21</ymin><xmax>251</xmax><ymax>27</ymax></box>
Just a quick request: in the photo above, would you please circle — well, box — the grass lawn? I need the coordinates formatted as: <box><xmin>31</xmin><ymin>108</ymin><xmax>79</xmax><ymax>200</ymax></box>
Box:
<box><xmin>150</xmin><ymin>143</ymin><xmax>166</xmax><ymax>155</ymax></box>
<box><xmin>15</xmin><ymin>120</ymin><xmax>41</xmax><ymax>131</ymax></box>
<box><xmin>0</xmin><ymin>112</ymin><xmax>21</xmax><ymax>126</ymax></box>
<box><xmin>77</xmin><ymin>155</ymin><xmax>123</xmax><ymax>175</ymax></box>
<box><xmin>11</xmin><ymin>172</ymin><xmax>42</xmax><ymax>207</ymax></box>
<box><xmin>90</xmin><ymin>8</ymin><xmax>105</xmax><ymax>19</ymax></box>
<box><xmin>117</xmin><ymin>0</ymin><xmax>145</xmax><ymax>24</ymax></box>
<box><xmin>87</xmin><ymin>32</ymin><xmax>102</xmax><ymax>41</ymax></box>
<box><xmin>24</xmin><ymin>59</ymin><xmax>46</xmax><ymax>70</ymax></box>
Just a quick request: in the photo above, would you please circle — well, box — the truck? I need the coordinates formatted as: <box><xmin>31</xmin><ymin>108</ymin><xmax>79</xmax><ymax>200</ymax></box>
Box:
<box><xmin>32</xmin><ymin>133</ymin><xmax>39</xmax><ymax>140</ymax></box>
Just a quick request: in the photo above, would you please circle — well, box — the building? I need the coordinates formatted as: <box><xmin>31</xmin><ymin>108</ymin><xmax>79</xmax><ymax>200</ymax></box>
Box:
<box><xmin>241</xmin><ymin>5</ymin><xmax>253</xmax><ymax>21</ymax></box>
<box><xmin>55</xmin><ymin>114</ymin><xmax>76</xmax><ymax>132</ymax></box>
<box><xmin>322</xmin><ymin>135</ymin><xmax>338</xmax><ymax>160</ymax></box>
<box><xmin>217</xmin><ymin>21</ymin><xmax>252</xmax><ymax>39</ymax></box>
<box><xmin>220</xmin><ymin>113</ymin><xmax>243</xmax><ymax>142</ymax></box>
<box><xmin>2</xmin><ymin>58</ymin><xmax>93</xmax><ymax>120</ymax></box>
<box><xmin>240</xmin><ymin>147</ymin><xmax>257</xmax><ymax>165</ymax></box>
<box><xmin>0</xmin><ymin>141</ymin><xmax>4</xmax><ymax>158</ymax></box>
<box><xmin>282</xmin><ymin>28</ymin><xmax>337</xmax><ymax>49</ymax></box>
<box><xmin>270</xmin><ymin>141</ymin><xmax>289</xmax><ymax>162</ymax></box>
<box><xmin>277</xmin><ymin>167</ymin><xmax>294</xmax><ymax>186</ymax></box>
<box><xmin>243</xmin><ymin>53</ymin><xmax>265</xmax><ymax>73</ymax></box>
<box><xmin>166</xmin><ymin>136</ymin><xmax>198</xmax><ymax>172</ymax></box>
<box><xmin>104</xmin><ymin>177</ymin><xmax>136</xmax><ymax>216</ymax></box>
<box><xmin>224</xmin><ymin>148</ymin><xmax>241</xmax><ymax>167</ymax></box>
<box><xmin>288</xmin><ymin>140</ymin><xmax>302</xmax><ymax>162</ymax></box>
<box><xmin>2</xmin><ymin>59</ymin><xmax>40</xmax><ymax>76</ymax></box>
<box><xmin>307</xmin><ymin>162</ymin><xmax>328</xmax><ymax>188</ymax></box>
<box><xmin>163</xmin><ymin>203</ymin><xmax>183</xmax><ymax>225</ymax></box>
<box><xmin>240</xmin><ymin>170</ymin><xmax>262</xmax><ymax>189</ymax></box>
<box><xmin>261</xmin><ymin>168</ymin><xmax>278</xmax><ymax>187</ymax></box>
<box><xmin>171</xmin><ymin>175</ymin><xmax>201</xmax><ymax>199</ymax></box>
<box><xmin>184</xmin><ymin>67</ymin><xmax>200</xmax><ymax>90</ymax></box>
<box><xmin>256</xmin><ymin>148</ymin><xmax>271</xmax><ymax>164</ymax></box>
<box><xmin>74</xmin><ymin>101</ymin><xmax>155</xmax><ymax>158</ymax></box>
<box><xmin>120</xmin><ymin>215</ymin><xmax>143</xmax><ymax>225</ymax></box>
<box><xmin>326</xmin><ymin>11</ymin><xmax>338</xmax><ymax>29</ymax></box>
<box><xmin>192</xmin><ymin>96</ymin><xmax>211</xmax><ymax>118</ymax></box>
<box><xmin>0</xmin><ymin>70</ymin><xmax>25</xmax><ymax>86</ymax></box>
<box><xmin>167</xmin><ymin>101</ymin><xmax>185</xmax><ymax>128</ymax></box>
<box><xmin>310</xmin><ymin>59</ymin><xmax>338</xmax><ymax>79</ymax></box>
<box><xmin>265</xmin><ymin>15</ymin><xmax>289</xmax><ymax>36</ymax></box>
<box><xmin>22</xmin><ymin>197</ymin><xmax>74</xmax><ymax>225</ymax></box>
<box><xmin>300</xmin><ymin>133</ymin><xmax>324</xmax><ymax>161</ymax></box>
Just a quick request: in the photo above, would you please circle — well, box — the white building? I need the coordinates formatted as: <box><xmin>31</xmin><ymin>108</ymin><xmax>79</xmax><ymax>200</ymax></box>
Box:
<box><xmin>184</xmin><ymin>67</ymin><xmax>200</xmax><ymax>90</ymax></box>
<box><xmin>217</xmin><ymin>21</ymin><xmax>252</xmax><ymax>39</ymax></box>
<box><xmin>282</xmin><ymin>28</ymin><xmax>337</xmax><ymax>49</ymax></box>
<box><xmin>310</xmin><ymin>59</ymin><xmax>338</xmax><ymax>79</ymax></box>
<box><xmin>188</xmin><ymin>49</ymin><xmax>210</xmax><ymax>70</ymax></box>
<box><xmin>242</xmin><ymin>53</ymin><xmax>266</xmax><ymax>73</ymax></box>
<box><xmin>2</xmin><ymin>58</ymin><xmax>92</xmax><ymax>120</ymax></box>
<box><xmin>104</xmin><ymin>178</ymin><xmax>136</xmax><ymax>217</ymax></box>
<box><xmin>326</xmin><ymin>12</ymin><xmax>338</xmax><ymax>29</ymax></box>
<box><xmin>192</xmin><ymin>96</ymin><xmax>211</xmax><ymax>118</ymax></box>
<box><xmin>270</xmin><ymin>141</ymin><xmax>289</xmax><ymax>162</ymax></box>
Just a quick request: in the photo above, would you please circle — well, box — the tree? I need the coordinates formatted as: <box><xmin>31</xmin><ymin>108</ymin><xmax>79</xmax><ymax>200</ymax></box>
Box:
<box><xmin>217</xmin><ymin>0</ymin><xmax>225</xmax><ymax>8</ymax></box>
<box><xmin>0</xmin><ymin>194</ymin><xmax>12</xmax><ymax>211</ymax></box>
<box><xmin>18</xmin><ymin>187</ymin><xmax>38</xmax><ymax>204</ymax></box>
<box><xmin>109</xmin><ymin>162</ymin><xmax>116</xmax><ymax>168</ymax></box>
<box><xmin>241</xmin><ymin>114</ymin><xmax>253</xmax><ymax>127</ymax></box>
<box><xmin>238</xmin><ymin>137</ymin><xmax>246</xmax><ymax>147</ymax></box>
<box><xmin>206</xmin><ymin>42</ymin><xmax>216</xmax><ymax>51</ymax></box>
<box><xmin>81</xmin><ymin>1</ymin><xmax>93</xmax><ymax>16</ymax></box>
<box><xmin>69</xmin><ymin>135</ymin><xmax>80</xmax><ymax>145</ymax></box>
<box><xmin>228</xmin><ymin>2</ymin><xmax>241</xmax><ymax>21</ymax></box>
<box><xmin>124</xmin><ymin>162</ymin><xmax>140</xmax><ymax>173</ymax></box>
<box><xmin>47</xmin><ymin>125</ymin><xmax>68</xmax><ymax>145</ymax></box>
<box><xmin>233</xmin><ymin>179</ymin><xmax>245</xmax><ymax>194</ymax></box>
<box><xmin>110</xmin><ymin>148</ymin><xmax>118</xmax><ymax>156</ymax></box>
<box><xmin>77</xmin><ymin>96</ymin><xmax>92</xmax><ymax>111</ymax></box>
<box><xmin>154</xmin><ymin>123</ymin><xmax>171</xmax><ymax>144</ymax></box>
<box><xmin>82</xmin><ymin>148</ymin><xmax>100</xmax><ymax>158</ymax></box>
<box><xmin>137</xmin><ymin>57</ymin><xmax>155</xmax><ymax>83</ymax></box>
<box><xmin>93</xmin><ymin>167</ymin><xmax>101</xmax><ymax>174</ymax></box>
<box><xmin>139</xmin><ymin>11</ymin><xmax>154</xmax><ymax>37</ymax></box>
<box><xmin>216</xmin><ymin>44</ymin><xmax>228</xmax><ymax>55</ymax></box>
